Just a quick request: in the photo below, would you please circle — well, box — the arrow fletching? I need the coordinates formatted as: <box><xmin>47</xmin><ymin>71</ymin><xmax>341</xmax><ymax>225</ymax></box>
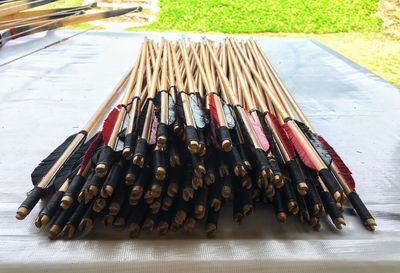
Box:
<box><xmin>267</xmin><ymin>113</ymin><xmax>296</xmax><ymax>160</ymax></box>
<box><xmin>31</xmin><ymin>132</ymin><xmax>86</xmax><ymax>187</ymax></box>
<box><xmin>295</xmin><ymin>121</ymin><xmax>332</xmax><ymax>167</ymax></box>
<box><xmin>284</xmin><ymin>122</ymin><xmax>318</xmax><ymax>170</ymax></box>
<box><xmin>318</xmin><ymin>135</ymin><xmax>356</xmax><ymax>191</ymax></box>
<box><xmin>189</xmin><ymin>96</ymin><xmax>206</xmax><ymax>129</ymax></box>
<box><xmin>208</xmin><ymin>93</ymin><xmax>220</xmax><ymax>127</ymax></box>
<box><xmin>222</xmin><ymin>102</ymin><xmax>235</xmax><ymax>129</ymax></box>
<box><xmin>148</xmin><ymin>113</ymin><xmax>158</xmax><ymax>145</ymax></box>
<box><xmin>101</xmin><ymin>105</ymin><xmax>122</xmax><ymax>145</ymax></box>
<box><xmin>78</xmin><ymin>132</ymin><xmax>103</xmax><ymax>173</ymax></box>
<box><xmin>246</xmin><ymin>112</ymin><xmax>269</xmax><ymax>152</ymax></box>
<box><xmin>168</xmin><ymin>94</ymin><xmax>176</xmax><ymax>125</ymax></box>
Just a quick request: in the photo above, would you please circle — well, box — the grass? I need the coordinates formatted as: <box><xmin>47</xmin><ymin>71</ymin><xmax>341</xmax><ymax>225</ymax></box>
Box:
<box><xmin>314</xmin><ymin>32</ymin><xmax>400</xmax><ymax>87</ymax></box>
<box><xmin>33</xmin><ymin>0</ymin><xmax>400</xmax><ymax>87</ymax></box>
<box><xmin>136</xmin><ymin>0</ymin><xmax>382</xmax><ymax>33</ymax></box>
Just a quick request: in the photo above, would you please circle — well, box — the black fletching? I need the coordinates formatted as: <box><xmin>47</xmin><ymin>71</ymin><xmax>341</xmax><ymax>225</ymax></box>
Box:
<box><xmin>31</xmin><ymin>132</ymin><xmax>85</xmax><ymax>187</ymax></box>
<box><xmin>175</xmin><ymin>93</ymin><xmax>186</xmax><ymax>123</ymax></box>
<box><xmin>135</xmin><ymin>99</ymin><xmax>150</xmax><ymax>137</ymax></box>
<box><xmin>45</xmin><ymin>133</ymin><xmax>100</xmax><ymax>190</ymax></box>
<box><xmin>295</xmin><ymin>120</ymin><xmax>332</xmax><ymax>167</ymax></box>
<box><xmin>222</xmin><ymin>103</ymin><xmax>235</xmax><ymax>129</ymax></box>
<box><xmin>256</xmin><ymin>111</ymin><xmax>284</xmax><ymax>165</ymax></box>
<box><xmin>233</xmin><ymin>106</ymin><xmax>252</xmax><ymax>146</ymax></box>
<box><xmin>154</xmin><ymin>92</ymin><xmax>162</xmax><ymax>121</ymax></box>
<box><xmin>189</xmin><ymin>96</ymin><xmax>206</xmax><ymax>128</ymax></box>
<box><xmin>168</xmin><ymin>94</ymin><xmax>176</xmax><ymax>125</ymax></box>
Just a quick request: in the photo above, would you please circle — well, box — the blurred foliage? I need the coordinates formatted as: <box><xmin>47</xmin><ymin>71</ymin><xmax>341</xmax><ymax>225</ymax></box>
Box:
<box><xmin>133</xmin><ymin>0</ymin><xmax>381</xmax><ymax>33</ymax></box>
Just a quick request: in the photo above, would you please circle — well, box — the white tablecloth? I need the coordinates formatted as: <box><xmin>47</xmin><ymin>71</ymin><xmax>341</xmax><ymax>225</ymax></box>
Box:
<box><xmin>0</xmin><ymin>31</ymin><xmax>399</xmax><ymax>272</ymax></box>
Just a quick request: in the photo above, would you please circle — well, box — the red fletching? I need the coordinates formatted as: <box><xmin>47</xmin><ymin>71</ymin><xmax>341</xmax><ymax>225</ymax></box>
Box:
<box><xmin>209</xmin><ymin>93</ymin><xmax>220</xmax><ymax>127</ymax></box>
<box><xmin>79</xmin><ymin>132</ymin><xmax>102</xmax><ymax>172</ymax></box>
<box><xmin>148</xmin><ymin>113</ymin><xmax>158</xmax><ymax>145</ymax></box>
<box><xmin>318</xmin><ymin>135</ymin><xmax>356</xmax><ymax>191</ymax></box>
<box><xmin>284</xmin><ymin>122</ymin><xmax>318</xmax><ymax>171</ymax></box>
<box><xmin>267</xmin><ymin>113</ymin><xmax>296</xmax><ymax>159</ymax></box>
<box><xmin>77</xmin><ymin>105</ymin><xmax>121</xmax><ymax>172</ymax></box>
<box><xmin>102</xmin><ymin>105</ymin><xmax>121</xmax><ymax>145</ymax></box>
<box><xmin>246</xmin><ymin>112</ymin><xmax>269</xmax><ymax>152</ymax></box>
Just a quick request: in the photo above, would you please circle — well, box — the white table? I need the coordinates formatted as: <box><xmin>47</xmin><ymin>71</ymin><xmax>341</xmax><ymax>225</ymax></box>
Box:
<box><xmin>0</xmin><ymin>30</ymin><xmax>399</xmax><ymax>272</ymax></box>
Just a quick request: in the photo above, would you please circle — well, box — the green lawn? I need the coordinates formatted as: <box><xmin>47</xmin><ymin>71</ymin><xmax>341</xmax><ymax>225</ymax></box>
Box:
<box><xmin>32</xmin><ymin>0</ymin><xmax>400</xmax><ymax>87</ymax></box>
<box><xmin>136</xmin><ymin>0</ymin><xmax>381</xmax><ymax>33</ymax></box>
<box><xmin>314</xmin><ymin>32</ymin><xmax>400</xmax><ymax>87</ymax></box>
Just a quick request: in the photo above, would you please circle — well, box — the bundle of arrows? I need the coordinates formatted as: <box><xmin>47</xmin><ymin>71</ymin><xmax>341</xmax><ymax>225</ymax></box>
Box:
<box><xmin>0</xmin><ymin>0</ymin><xmax>142</xmax><ymax>47</ymax></box>
<box><xmin>15</xmin><ymin>37</ymin><xmax>376</xmax><ymax>239</ymax></box>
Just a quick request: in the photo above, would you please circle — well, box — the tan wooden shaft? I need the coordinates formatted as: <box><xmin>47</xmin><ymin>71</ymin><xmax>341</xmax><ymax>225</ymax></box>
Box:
<box><xmin>167</xmin><ymin>42</ymin><xmax>176</xmax><ymax>87</ymax></box>
<box><xmin>250</xmin><ymin>39</ymin><xmax>303</xmax><ymax>123</ymax></box>
<box><xmin>159</xmin><ymin>42</ymin><xmax>169</xmax><ymax>125</ymax></box>
<box><xmin>160</xmin><ymin>91</ymin><xmax>168</xmax><ymax>125</ymax></box>
<box><xmin>149</xmin><ymin>40</ymin><xmax>162</xmax><ymax>93</ymax></box>
<box><xmin>159</xmin><ymin>41</ymin><xmax>168</xmax><ymax>91</ymax></box>
<box><xmin>203</xmin><ymin>39</ymin><xmax>239</xmax><ymax>106</ymax></box>
<box><xmin>219</xmin><ymin>43</ymin><xmax>229</xmax><ymax>103</ymax></box>
<box><xmin>227</xmin><ymin>39</ymin><xmax>288</xmax><ymax>118</ymax></box>
<box><xmin>59</xmin><ymin>178</ymin><xmax>70</xmax><ymax>192</ymax></box>
<box><xmin>0</xmin><ymin>5</ymin><xmax>89</xmax><ymax>28</ymax></box>
<box><xmin>138</xmin><ymin>46</ymin><xmax>155</xmax><ymax>140</ymax></box>
<box><xmin>0</xmin><ymin>16</ymin><xmax>58</xmax><ymax>29</ymax></box>
<box><xmin>0</xmin><ymin>0</ymin><xmax>32</xmax><ymax>18</ymax></box>
<box><xmin>170</xmin><ymin>43</ymin><xmax>184</xmax><ymax>92</ymax></box>
<box><xmin>0</xmin><ymin>0</ymin><xmax>25</xmax><ymax>10</ymax></box>
<box><xmin>242</xmin><ymin>42</ymin><xmax>259</xmax><ymax>109</ymax></box>
<box><xmin>6</xmin><ymin>15</ymin><xmax>71</xmax><ymax>40</ymax></box>
<box><xmin>229</xmin><ymin>40</ymin><xmax>272</xmax><ymax>113</ymax></box>
<box><xmin>170</xmin><ymin>43</ymin><xmax>195</xmax><ymax>127</ymax></box>
<box><xmin>226</xmin><ymin>45</ymin><xmax>235</xmax><ymax>94</ymax></box>
<box><xmin>208</xmin><ymin>44</ymin><xmax>218</xmax><ymax>93</ymax></box>
<box><xmin>196</xmin><ymin>69</ymin><xmax>204</xmax><ymax>98</ymax></box>
<box><xmin>145</xmin><ymin>48</ymin><xmax>152</xmax><ymax>93</ymax></box>
<box><xmin>226</xmin><ymin>43</ymin><xmax>261</xmax><ymax>148</ymax></box>
<box><xmin>204</xmin><ymin>42</ymin><xmax>228</xmax><ymax>127</ymax></box>
<box><xmin>179</xmin><ymin>40</ymin><xmax>196</xmax><ymax>93</ymax></box>
<box><xmin>246</xmin><ymin>41</ymin><xmax>280</xmax><ymax>96</ymax></box>
<box><xmin>226</xmin><ymin>40</ymin><xmax>258</xmax><ymax>111</ymax></box>
<box><xmin>148</xmin><ymin>39</ymin><xmax>156</xmax><ymax>67</ymax></box>
<box><xmin>245</xmin><ymin>42</ymin><xmax>272</xmax><ymax>114</ymax></box>
<box><xmin>140</xmin><ymin>85</ymin><xmax>148</xmax><ymax>102</ymax></box>
<box><xmin>188</xmin><ymin>39</ymin><xmax>212</xmax><ymax>94</ymax></box>
<box><xmin>107</xmin><ymin>45</ymin><xmax>142</xmax><ymax>148</ymax></box>
<box><xmin>59</xmin><ymin>9</ymin><xmax>134</xmax><ymax>28</ymax></box>
<box><xmin>148</xmin><ymin>39</ymin><xmax>163</xmax><ymax>98</ymax></box>
<box><xmin>0</xmin><ymin>4</ymin><xmax>91</xmax><ymax>21</ymax></box>
<box><xmin>141</xmin><ymin>100</ymin><xmax>154</xmax><ymax>140</ymax></box>
<box><xmin>199</xmin><ymin>42</ymin><xmax>216</xmax><ymax>93</ymax></box>
<box><xmin>126</xmin><ymin>41</ymin><xmax>148</xmax><ymax>135</ymax></box>
<box><xmin>202</xmin><ymin>39</ymin><xmax>260</xmax><ymax>147</ymax></box>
